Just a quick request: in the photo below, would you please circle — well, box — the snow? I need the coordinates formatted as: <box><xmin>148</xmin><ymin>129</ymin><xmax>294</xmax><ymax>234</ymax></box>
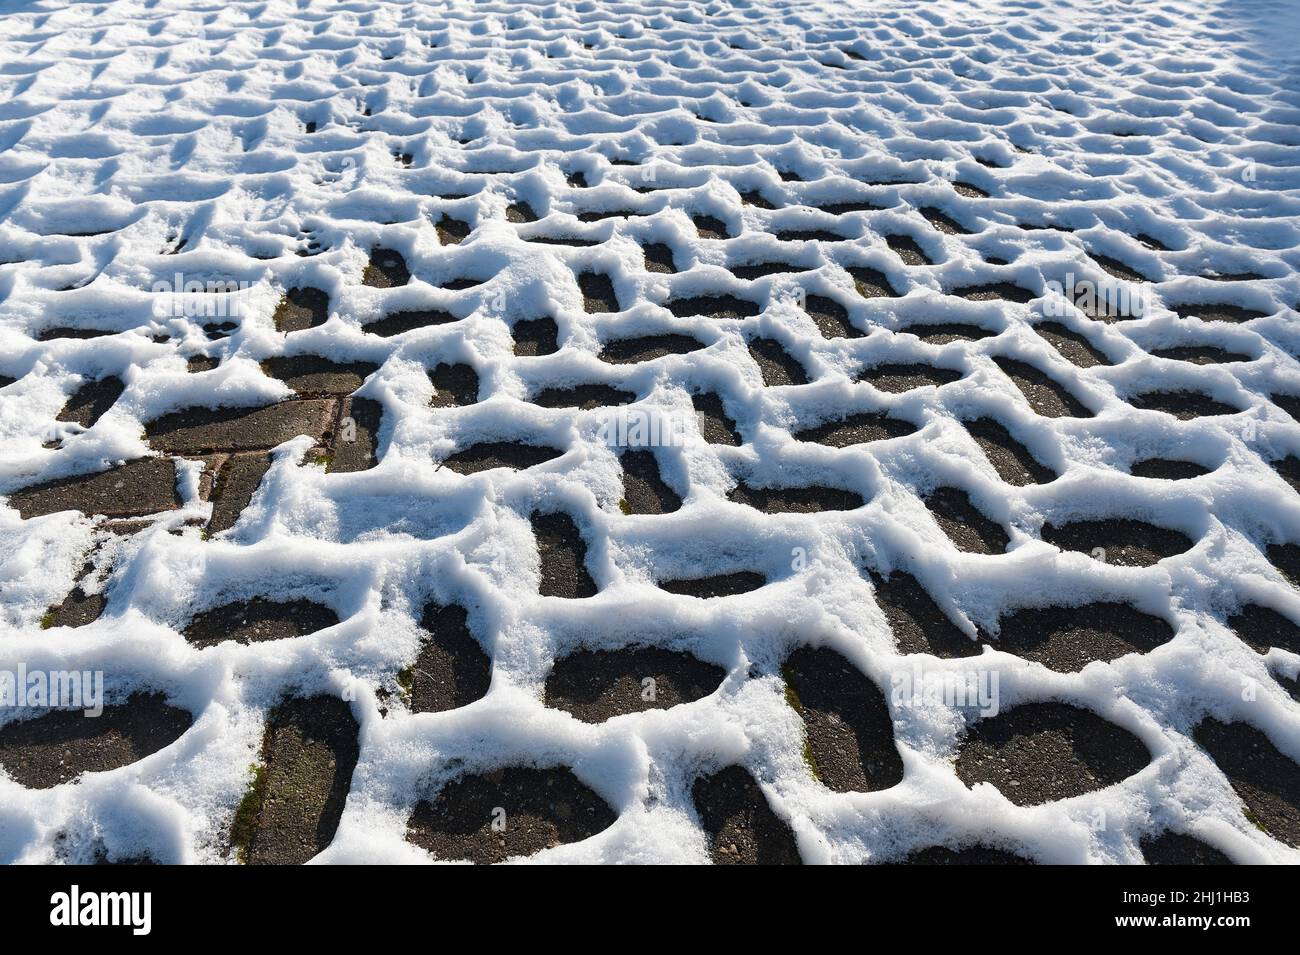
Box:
<box><xmin>0</xmin><ymin>0</ymin><xmax>1298</xmax><ymax>863</ymax></box>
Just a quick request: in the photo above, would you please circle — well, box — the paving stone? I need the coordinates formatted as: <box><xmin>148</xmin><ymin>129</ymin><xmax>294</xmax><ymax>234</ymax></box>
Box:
<box><xmin>184</xmin><ymin>597</ymin><xmax>340</xmax><ymax>649</ymax></box>
<box><xmin>145</xmin><ymin>399</ymin><xmax>335</xmax><ymax>453</ymax></box>
<box><xmin>404</xmin><ymin>603</ymin><xmax>492</xmax><ymax>714</ymax></box>
<box><xmin>407</xmin><ymin>766</ymin><xmax>616</xmax><ymax>864</ymax></box>
<box><xmin>545</xmin><ymin>646</ymin><xmax>724</xmax><ymax>722</ymax></box>
<box><xmin>428</xmin><ymin>363</ymin><xmax>480</xmax><ymax>407</ymax></box>
<box><xmin>56</xmin><ymin>376</ymin><xmax>125</xmax><ymax>428</ymax></box>
<box><xmin>512</xmin><ymin>317</ymin><xmax>560</xmax><ymax>357</ymax></box>
<box><xmin>956</xmin><ymin>702</ymin><xmax>1150</xmax><ymax>807</ymax></box>
<box><xmin>0</xmin><ymin>693</ymin><xmax>192</xmax><ymax>790</ymax></box>
<box><xmin>783</xmin><ymin>646</ymin><xmax>903</xmax><ymax>793</ymax></box>
<box><xmin>692</xmin><ymin>765</ymin><xmax>801</xmax><ymax>865</ymax></box>
<box><xmin>207</xmin><ymin>452</ymin><xmax>272</xmax><ymax>533</ymax></box>
<box><xmin>262</xmin><ymin>356</ymin><xmax>379</xmax><ymax>395</ymax></box>
<box><xmin>273</xmin><ymin>287</ymin><xmax>330</xmax><ymax>333</ymax></box>
<box><xmin>235</xmin><ymin>696</ymin><xmax>360</xmax><ymax>864</ymax></box>
<box><xmin>362</xmin><ymin>248</ymin><xmax>410</xmax><ymax>288</ymax></box>
<box><xmin>7</xmin><ymin>458</ymin><xmax>179</xmax><ymax>519</ymax></box>
<box><xmin>532</xmin><ymin>511</ymin><xmax>596</xmax><ymax>598</ymax></box>
<box><xmin>328</xmin><ymin>396</ymin><xmax>382</xmax><ymax>473</ymax></box>
<box><xmin>1193</xmin><ymin>719</ymin><xmax>1300</xmax><ymax>848</ymax></box>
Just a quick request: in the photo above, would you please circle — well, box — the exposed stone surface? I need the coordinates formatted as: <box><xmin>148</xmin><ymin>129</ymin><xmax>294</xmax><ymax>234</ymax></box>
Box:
<box><xmin>0</xmin><ymin>694</ymin><xmax>192</xmax><ymax>790</ymax></box>
<box><xmin>545</xmin><ymin>646</ymin><xmax>725</xmax><ymax>722</ymax></box>
<box><xmin>7</xmin><ymin>458</ymin><xmax>180</xmax><ymax>520</ymax></box>
<box><xmin>407</xmin><ymin>766</ymin><xmax>617</xmax><ymax>863</ymax></box>
<box><xmin>236</xmin><ymin>696</ymin><xmax>360</xmax><ymax>865</ymax></box>
<box><xmin>692</xmin><ymin>765</ymin><xmax>801</xmax><ymax>865</ymax></box>
<box><xmin>955</xmin><ymin>702</ymin><xmax>1150</xmax><ymax>807</ymax></box>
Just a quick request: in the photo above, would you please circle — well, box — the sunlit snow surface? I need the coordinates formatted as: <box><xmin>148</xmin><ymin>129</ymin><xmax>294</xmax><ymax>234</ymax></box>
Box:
<box><xmin>1</xmin><ymin>0</ymin><xmax>1299</xmax><ymax>863</ymax></box>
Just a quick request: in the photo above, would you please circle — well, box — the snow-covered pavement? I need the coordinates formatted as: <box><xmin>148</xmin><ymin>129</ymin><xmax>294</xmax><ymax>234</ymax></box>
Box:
<box><xmin>0</xmin><ymin>0</ymin><xmax>1299</xmax><ymax>864</ymax></box>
